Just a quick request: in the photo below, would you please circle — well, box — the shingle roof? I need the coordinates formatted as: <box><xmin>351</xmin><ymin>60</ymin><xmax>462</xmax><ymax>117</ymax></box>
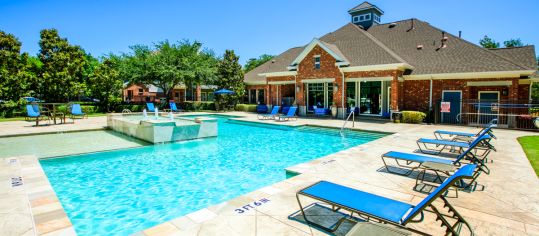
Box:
<box><xmin>319</xmin><ymin>23</ymin><xmax>404</xmax><ymax>66</ymax></box>
<box><xmin>244</xmin><ymin>18</ymin><xmax>536</xmax><ymax>83</ymax></box>
<box><xmin>348</xmin><ymin>1</ymin><xmax>383</xmax><ymax>14</ymax></box>
<box><xmin>488</xmin><ymin>46</ymin><xmax>537</xmax><ymax>70</ymax></box>
<box><xmin>243</xmin><ymin>47</ymin><xmax>303</xmax><ymax>83</ymax></box>
<box><xmin>366</xmin><ymin>19</ymin><xmax>533</xmax><ymax>74</ymax></box>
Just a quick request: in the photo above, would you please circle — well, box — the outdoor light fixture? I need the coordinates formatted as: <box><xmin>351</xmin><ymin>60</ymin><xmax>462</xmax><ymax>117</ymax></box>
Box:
<box><xmin>502</xmin><ymin>88</ymin><xmax>509</xmax><ymax>96</ymax></box>
<box><xmin>296</xmin><ymin>85</ymin><xmax>301</xmax><ymax>92</ymax></box>
<box><xmin>334</xmin><ymin>83</ymin><xmax>338</xmax><ymax>91</ymax></box>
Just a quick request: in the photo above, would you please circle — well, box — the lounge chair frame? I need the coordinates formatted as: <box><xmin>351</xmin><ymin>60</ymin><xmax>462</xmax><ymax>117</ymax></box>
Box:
<box><xmin>296</xmin><ymin>168</ymin><xmax>476</xmax><ymax>235</ymax></box>
<box><xmin>257</xmin><ymin>106</ymin><xmax>280</xmax><ymax>120</ymax></box>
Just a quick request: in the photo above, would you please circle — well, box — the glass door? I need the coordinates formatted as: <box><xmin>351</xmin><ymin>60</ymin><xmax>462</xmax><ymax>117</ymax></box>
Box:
<box><xmin>359</xmin><ymin>81</ymin><xmax>382</xmax><ymax>115</ymax></box>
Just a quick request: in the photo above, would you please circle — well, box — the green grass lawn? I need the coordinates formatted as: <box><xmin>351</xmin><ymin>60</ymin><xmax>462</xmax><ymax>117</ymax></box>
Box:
<box><xmin>0</xmin><ymin>113</ymin><xmax>108</xmax><ymax>122</ymax></box>
<box><xmin>518</xmin><ymin>136</ymin><xmax>539</xmax><ymax>176</ymax></box>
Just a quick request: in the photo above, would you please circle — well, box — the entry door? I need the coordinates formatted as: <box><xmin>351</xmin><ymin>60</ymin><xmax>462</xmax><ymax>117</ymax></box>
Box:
<box><xmin>441</xmin><ymin>91</ymin><xmax>462</xmax><ymax>124</ymax></box>
<box><xmin>478</xmin><ymin>91</ymin><xmax>500</xmax><ymax>124</ymax></box>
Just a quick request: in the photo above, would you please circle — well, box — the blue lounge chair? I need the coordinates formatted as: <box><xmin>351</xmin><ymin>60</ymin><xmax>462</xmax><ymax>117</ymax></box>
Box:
<box><xmin>276</xmin><ymin>106</ymin><xmax>297</xmax><ymax>121</ymax></box>
<box><xmin>434</xmin><ymin>119</ymin><xmax>497</xmax><ymax>141</ymax></box>
<box><xmin>257</xmin><ymin>106</ymin><xmax>280</xmax><ymax>120</ymax></box>
<box><xmin>70</xmin><ymin>104</ymin><xmax>87</xmax><ymax>119</ymax></box>
<box><xmin>296</xmin><ymin>164</ymin><xmax>477</xmax><ymax>235</ymax></box>
<box><xmin>382</xmin><ymin>133</ymin><xmax>488</xmax><ymax>183</ymax></box>
<box><xmin>26</xmin><ymin>104</ymin><xmax>49</xmax><ymax>126</ymax></box>
<box><xmin>165</xmin><ymin>102</ymin><xmax>181</xmax><ymax>113</ymax></box>
<box><xmin>417</xmin><ymin>126</ymin><xmax>494</xmax><ymax>155</ymax></box>
<box><xmin>146</xmin><ymin>102</ymin><xmax>155</xmax><ymax>112</ymax></box>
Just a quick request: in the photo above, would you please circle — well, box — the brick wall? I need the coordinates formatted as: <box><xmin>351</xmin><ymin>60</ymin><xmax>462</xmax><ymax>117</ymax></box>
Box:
<box><xmin>123</xmin><ymin>84</ymin><xmax>160</xmax><ymax>102</ymax></box>
<box><xmin>296</xmin><ymin>45</ymin><xmax>342</xmax><ymax>106</ymax></box>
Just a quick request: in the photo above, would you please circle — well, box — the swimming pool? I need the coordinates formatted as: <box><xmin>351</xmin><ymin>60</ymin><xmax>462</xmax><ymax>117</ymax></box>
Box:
<box><xmin>40</xmin><ymin>115</ymin><xmax>388</xmax><ymax>235</ymax></box>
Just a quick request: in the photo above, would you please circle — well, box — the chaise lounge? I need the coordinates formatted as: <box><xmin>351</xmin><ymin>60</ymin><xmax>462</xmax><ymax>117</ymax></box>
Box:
<box><xmin>296</xmin><ymin>164</ymin><xmax>477</xmax><ymax>235</ymax></box>
<box><xmin>26</xmin><ymin>104</ymin><xmax>50</xmax><ymax>126</ymax></box>
<box><xmin>146</xmin><ymin>102</ymin><xmax>156</xmax><ymax>112</ymax></box>
<box><xmin>257</xmin><ymin>106</ymin><xmax>280</xmax><ymax>120</ymax></box>
<box><xmin>417</xmin><ymin>125</ymin><xmax>495</xmax><ymax>155</ymax></box>
<box><xmin>276</xmin><ymin>106</ymin><xmax>297</xmax><ymax>121</ymax></box>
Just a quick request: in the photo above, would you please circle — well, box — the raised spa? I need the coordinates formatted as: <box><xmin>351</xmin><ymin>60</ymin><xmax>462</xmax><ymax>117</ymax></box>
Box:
<box><xmin>107</xmin><ymin>113</ymin><xmax>217</xmax><ymax>143</ymax></box>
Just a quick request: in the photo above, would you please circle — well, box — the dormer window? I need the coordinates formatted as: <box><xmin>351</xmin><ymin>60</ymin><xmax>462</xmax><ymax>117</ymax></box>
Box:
<box><xmin>314</xmin><ymin>56</ymin><xmax>321</xmax><ymax>69</ymax></box>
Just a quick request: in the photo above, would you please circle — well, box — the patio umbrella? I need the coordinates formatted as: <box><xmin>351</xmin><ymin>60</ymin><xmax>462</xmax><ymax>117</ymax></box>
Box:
<box><xmin>214</xmin><ymin>89</ymin><xmax>235</xmax><ymax>95</ymax></box>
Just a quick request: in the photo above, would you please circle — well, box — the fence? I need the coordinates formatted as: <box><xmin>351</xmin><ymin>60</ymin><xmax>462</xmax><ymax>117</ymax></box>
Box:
<box><xmin>435</xmin><ymin>99</ymin><xmax>539</xmax><ymax>131</ymax></box>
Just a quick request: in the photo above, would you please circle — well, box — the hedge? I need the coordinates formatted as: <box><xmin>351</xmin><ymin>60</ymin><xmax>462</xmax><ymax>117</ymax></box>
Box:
<box><xmin>181</xmin><ymin>101</ymin><xmax>215</xmax><ymax>111</ymax></box>
<box><xmin>234</xmin><ymin>104</ymin><xmax>257</xmax><ymax>112</ymax></box>
<box><xmin>401</xmin><ymin>111</ymin><xmax>427</xmax><ymax>124</ymax></box>
<box><xmin>114</xmin><ymin>104</ymin><xmax>145</xmax><ymax>113</ymax></box>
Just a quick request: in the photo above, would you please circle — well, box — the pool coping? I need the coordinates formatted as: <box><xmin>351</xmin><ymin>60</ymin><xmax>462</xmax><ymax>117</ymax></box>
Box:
<box><xmin>12</xmin><ymin>116</ymin><xmax>390</xmax><ymax>236</ymax></box>
<box><xmin>0</xmin><ymin>127</ymin><xmax>108</xmax><ymax>138</ymax></box>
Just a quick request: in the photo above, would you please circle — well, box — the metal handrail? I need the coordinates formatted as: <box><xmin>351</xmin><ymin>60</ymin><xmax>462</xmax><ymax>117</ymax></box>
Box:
<box><xmin>340</xmin><ymin>108</ymin><xmax>355</xmax><ymax>134</ymax></box>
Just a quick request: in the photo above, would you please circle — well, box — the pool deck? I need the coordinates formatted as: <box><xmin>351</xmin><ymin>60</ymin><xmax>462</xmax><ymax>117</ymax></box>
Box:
<box><xmin>1</xmin><ymin>112</ymin><xmax>538</xmax><ymax>235</ymax></box>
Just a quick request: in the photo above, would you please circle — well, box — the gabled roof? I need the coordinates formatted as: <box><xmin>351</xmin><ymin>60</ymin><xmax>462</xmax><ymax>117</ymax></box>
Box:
<box><xmin>289</xmin><ymin>38</ymin><xmax>349</xmax><ymax>67</ymax></box>
<box><xmin>488</xmin><ymin>46</ymin><xmax>537</xmax><ymax>71</ymax></box>
<box><xmin>366</xmin><ymin>19</ymin><xmax>535</xmax><ymax>75</ymax></box>
<box><xmin>244</xmin><ymin>18</ymin><xmax>536</xmax><ymax>83</ymax></box>
<box><xmin>244</xmin><ymin>47</ymin><xmax>304</xmax><ymax>83</ymax></box>
<box><xmin>348</xmin><ymin>1</ymin><xmax>384</xmax><ymax>14</ymax></box>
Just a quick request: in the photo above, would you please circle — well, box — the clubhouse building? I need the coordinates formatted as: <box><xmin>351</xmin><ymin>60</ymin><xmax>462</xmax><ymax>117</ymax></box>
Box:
<box><xmin>244</xmin><ymin>2</ymin><xmax>537</xmax><ymax>122</ymax></box>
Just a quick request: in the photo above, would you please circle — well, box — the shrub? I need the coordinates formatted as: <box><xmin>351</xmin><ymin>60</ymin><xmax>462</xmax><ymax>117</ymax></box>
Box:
<box><xmin>401</xmin><ymin>111</ymin><xmax>426</xmax><ymax>124</ymax></box>
<box><xmin>181</xmin><ymin>101</ymin><xmax>215</xmax><ymax>111</ymax></box>
<box><xmin>234</xmin><ymin>104</ymin><xmax>257</xmax><ymax>112</ymax></box>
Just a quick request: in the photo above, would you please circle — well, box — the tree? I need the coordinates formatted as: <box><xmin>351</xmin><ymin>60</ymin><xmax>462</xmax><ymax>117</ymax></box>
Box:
<box><xmin>479</xmin><ymin>35</ymin><xmax>500</xmax><ymax>49</ymax></box>
<box><xmin>0</xmin><ymin>31</ymin><xmax>30</xmax><ymax>102</ymax></box>
<box><xmin>88</xmin><ymin>58</ymin><xmax>123</xmax><ymax>111</ymax></box>
<box><xmin>119</xmin><ymin>40</ymin><xmax>217</xmax><ymax>100</ymax></box>
<box><xmin>503</xmin><ymin>38</ymin><xmax>525</xmax><ymax>48</ymax></box>
<box><xmin>215</xmin><ymin>50</ymin><xmax>244</xmax><ymax>108</ymax></box>
<box><xmin>243</xmin><ymin>54</ymin><xmax>274</xmax><ymax>73</ymax></box>
<box><xmin>38</xmin><ymin>29</ymin><xmax>87</xmax><ymax>102</ymax></box>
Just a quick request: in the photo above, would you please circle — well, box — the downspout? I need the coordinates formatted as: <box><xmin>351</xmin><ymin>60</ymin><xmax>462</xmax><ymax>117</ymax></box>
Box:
<box><xmin>429</xmin><ymin>77</ymin><xmax>433</xmax><ymax>123</ymax></box>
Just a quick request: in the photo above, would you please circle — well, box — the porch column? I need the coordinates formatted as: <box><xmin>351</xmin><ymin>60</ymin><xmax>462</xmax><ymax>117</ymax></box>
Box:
<box><xmin>265</xmin><ymin>84</ymin><xmax>270</xmax><ymax>105</ymax></box>
<box><xmin>195</xmin><ymin>85</ymin><xmax>201</xmax><ymax>101</ymax></box>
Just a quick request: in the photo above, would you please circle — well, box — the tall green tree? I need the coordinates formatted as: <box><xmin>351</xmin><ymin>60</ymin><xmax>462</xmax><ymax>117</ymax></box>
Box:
<box><xmin>503</xmin><ymin>38</ymin><xmax>525</xmax><ymax>48</ymax></box>
<box><xmin>38</xmin><ymin>29</ymin><xmax>87</xmax><ymax>102</ymax></box>
<box><xmin>243</xmin><ymin>54</ymin><xmax>274</xmax><ymax>73</ymax></box>
<box><xmin>119</xmin><ymin>40</ymin><xmax>217</xmax><ymax>100</ymax></box>
<box><xmin>216</xmin><ymin>50</ymin><xmax>244</xmax><ymax>107</ymax></box>
<box><xmin>88</xmin><ymin>58</ymin><xmax>123</xmax><ymax>111</ymax></box>
<box><xmin>0</xmin><ymin>31</ymin><xmax>25</xmax><ymax>101</ymax></box>
<box><xmin>479</xmin><ymin>35</ymin><xmax>500</xmax><ymax>49</ymax></box>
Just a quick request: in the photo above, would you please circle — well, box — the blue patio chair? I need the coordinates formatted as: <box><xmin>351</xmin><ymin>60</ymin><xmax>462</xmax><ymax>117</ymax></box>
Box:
<box><xmin>295</xmin><ymin>164</ymin><xmax>477</xmax><ymax>235</ymax></box>
<box><xmin>70</xmin><ymin>104</ymin><xmax>87</xmax><ymax>119</ymax></box>
<box><xmin>314</xmin><ymin>107</ymin><xmax>328</xmax><ymax>117</ymax></box>
<box><xmin>146</xmin><ymin>102</ymin><xmax>155</xmax><ymax>112</ymax></box>
<box><xmin>276</xmin><ymin>106</ymin><xmax>297</xmax><ymax>121</ymax></box>
<box><xmin>258</xmin><ymin>106</ymin><xmax>280</xmax><ymax>120</ymax></box>
<box><xmin>26</xmin><ymin>104</ymin><xmax>49</xmax><ymax>126</ymax></box>
<box><xmin>417</xmin><ymin>125</ymin><xmax>494</xmax><ymax>155</ymax></box>
<box><xmin>434</xmin><ymin>119</ymin><xmax>497</xmax><ymax>141</ymax></box>
<box><xmin>256</xmin><ymin>104</ymin><xmax>269</xmax><ymax>113</ymax></box>
<box><xmin>165</xmin><ymin>102</ymin><xmax>181</xmax><ymax>113</ymax></box>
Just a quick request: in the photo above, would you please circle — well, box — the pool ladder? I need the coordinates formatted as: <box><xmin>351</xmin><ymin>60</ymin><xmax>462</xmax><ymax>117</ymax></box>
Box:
<box><xmin>340</xmin><ymin>109</ymin><xmax>355</xmax><ymax>135</ymax></box>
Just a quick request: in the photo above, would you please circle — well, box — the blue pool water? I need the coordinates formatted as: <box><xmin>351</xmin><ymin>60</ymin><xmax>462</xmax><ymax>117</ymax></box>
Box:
<box><xmin>41</xmin><ymin>116</ymin><xmax>387</xmax><ymax>236</ymax></box>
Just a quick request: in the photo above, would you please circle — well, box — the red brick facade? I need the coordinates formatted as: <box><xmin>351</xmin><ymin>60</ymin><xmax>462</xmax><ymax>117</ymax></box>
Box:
<box><xmin>245</xmin><ymin>45</ymin><xmax>531</xmax><ymax>117</ymax></box>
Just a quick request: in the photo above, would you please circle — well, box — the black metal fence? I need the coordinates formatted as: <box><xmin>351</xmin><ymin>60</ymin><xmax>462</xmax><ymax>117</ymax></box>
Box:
<box><xmin>434</xmin><ymin>99</ymin><xmax>539</xmax><ymax>131</ymax></box>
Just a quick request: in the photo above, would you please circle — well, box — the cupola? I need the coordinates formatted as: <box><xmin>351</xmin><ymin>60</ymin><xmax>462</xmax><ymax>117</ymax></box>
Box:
<box><xmin>348</xmin><ymin>1</ymin><xmax>384</xmax><ymax>29</ymax></box>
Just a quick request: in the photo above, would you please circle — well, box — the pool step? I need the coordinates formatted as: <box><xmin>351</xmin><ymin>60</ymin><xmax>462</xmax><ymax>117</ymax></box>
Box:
<box><xmin>295</xmin><ymin>126</ymin><xmax>387</xmax><ymax>140</ymax></box>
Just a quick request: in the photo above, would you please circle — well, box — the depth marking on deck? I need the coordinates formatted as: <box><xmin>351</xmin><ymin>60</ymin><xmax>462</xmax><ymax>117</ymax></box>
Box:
<box><xmin>234</xmin><ymin>198</ymin><xmax>270</xmax><ymax>214</ymax></box>
<box><xmin>11</xmin><ymin>177</ymin><xmax>23</xmax><ymax>187</ymax></box>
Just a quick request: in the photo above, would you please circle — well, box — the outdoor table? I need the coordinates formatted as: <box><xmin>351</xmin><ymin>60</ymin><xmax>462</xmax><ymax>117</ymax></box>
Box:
<box><xmin>41</xmin><ymin>103</ymin><xmax>66</xmax><ymax>124</ymax></box>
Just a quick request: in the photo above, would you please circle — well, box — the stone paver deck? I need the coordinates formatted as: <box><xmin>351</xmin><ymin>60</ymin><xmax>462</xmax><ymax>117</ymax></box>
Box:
<box><xmin>0</xmin><ymin>112</ymin><xmax>538</xmax><ymax>235</ymax></box>
<box><xmin>0</xmin><ymin>116</ymin><xmax>108</xmax><ymax>137</ymax></box>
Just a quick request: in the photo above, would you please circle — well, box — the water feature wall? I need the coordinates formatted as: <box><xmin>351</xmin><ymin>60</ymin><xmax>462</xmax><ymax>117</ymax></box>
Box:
<box><xmin>107</xmin><ymin>113</ymin><xmax>217</xmax><ymax>143</ymax></box>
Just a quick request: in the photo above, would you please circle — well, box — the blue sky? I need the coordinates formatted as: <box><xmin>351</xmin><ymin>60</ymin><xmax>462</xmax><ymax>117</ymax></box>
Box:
<box><xmin>1</xmin><ymin>0</ymin><xmax>538</xmax><ymax>64</ymax></box>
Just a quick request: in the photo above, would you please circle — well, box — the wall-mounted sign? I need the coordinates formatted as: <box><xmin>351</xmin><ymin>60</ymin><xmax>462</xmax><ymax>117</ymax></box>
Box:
<box><xmin>441</xmin><ymin>102</ymin><xmax>451</xmax><ymax>113</ymax></box>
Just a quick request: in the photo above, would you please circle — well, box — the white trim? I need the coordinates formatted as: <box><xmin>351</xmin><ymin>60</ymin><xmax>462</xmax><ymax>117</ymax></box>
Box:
<box><xmin>301</xmin><ymin>78</ymin><xmax>335</xmax><ymax>84</ymax></box>
<box><xmin>403</xmin><ymin>70</ymin><xmax>536</xmax><ymax>80</ymax></box>
<box><xmin>268</xmin><ymin>81</ymin><xmax>295</xmax><ymax>85</ymax></box>
<box><xmin>341</xmin><ymin>63</ymin><xmax>414</xmax><ymax>72</ymax></box>
<box><xmin>347</xmin><ymin>76</ymin><xmax>393</xmax><ymax>82</ymax></box>
<box><xmin>258</xmin><ymin>71</ymin><xmax>297</xmax><ymax>77</ymax></box>
<box><xmin>290</xmin><ymin>38</ymin><xmax>348</xmax><ymax>66</ymax></box>
<box><xmin>244</xmin><ymin>81</ymin><xmax>266</xmax><ymax>85</ymax></box>
<box><xmin>467</xmin><ymin>81</ymin><xmax>512</xmax><ymax>87</ymax></box>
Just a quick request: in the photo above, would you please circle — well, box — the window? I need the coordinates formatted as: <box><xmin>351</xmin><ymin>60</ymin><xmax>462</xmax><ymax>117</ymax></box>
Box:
<box><xmin>353</xmin><ymin>13</ymin><xmax>373</xmax><ymax>23</ymax></box>
<box><xmin>373</xmin><ymin>15</ymin><xmax>380</xmax><ymax>23</ymax></box>
<box><xmin>175</xmin><ymin>92</ymin><xmax>180</xmax><ymax>98</ymax></box>
<box><xmin>257</xmin><ymin>89</ymin><xmax>265</xmax><ymax>104</ymax></box>
<box><xmin>364</xmin><ymin>13</ymin><xmax>371</xmax><ymax>21</ymax></box>
<box><xmin>314</xmin><ymin>56</ymin><xmax>321</xmax><ymax>69</ymax></box>
<box><xmin>353</xmin><ymin>16</ymin><xmax>360</xmax><ymax>23</ymax></box>
<box><xmin>249</xmin><ymin>89</ymin><xmax>256</xmax><ymax>104</ymax></box>
<box><xmin>201</xmin><ymin>92</ymin><xmax>208</xmax><ymax>101</ymax></box>
<box><xmin>138</xmin><ymin>88</ymin><xmax>143</xmax><ymax>95</ymax></box>
<box><xmin>207</xmin><ymin>92</ymin><xmax>214</xmax><ymax>101</ymax></box>
<box><xmin>359</xmin><ymin>15</ymin><xmax>365</xmax><ymax>21</ymax></box>
<box><xmin>531</xmin><ymin>82</ymin><xmax>539</xmax><ymax>101</ymax></box>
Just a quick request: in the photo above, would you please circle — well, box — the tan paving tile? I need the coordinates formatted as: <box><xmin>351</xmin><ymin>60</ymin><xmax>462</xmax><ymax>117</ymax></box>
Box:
<box><xmin>35</xmin><ymin>217</ymin><xmax>72</xmax><ymax>235</ymax></box>
<box><xmin>143</xmin><ymin>222</ymin><xmax>181</xmax><ymax>236</ymax></box>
